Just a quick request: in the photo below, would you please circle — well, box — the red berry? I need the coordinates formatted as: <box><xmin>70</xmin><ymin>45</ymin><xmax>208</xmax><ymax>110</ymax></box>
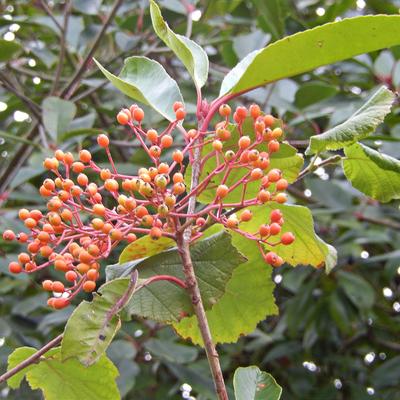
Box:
<box><xmin>175</xmin><ymin>108</ymin><xmax>186</xmax><ymax>120</ymax></box>
<box><xmin>133</xmin><ymin>107</ymin><xmax>144</xmax><ymax>122</ymax></box>
<box><xmin>173</xmin><ymin>101</ymin><xmax>184</xmax><ymax>112</ymax></box>
<box><xmin>9</xmin><ymin>262</ymin><xmax>22</xmax><ymax>274</ymax></box>
<box><xmin>240</xmin><ymin>210</ymin><xmax>252</xmax><ymax>222</ymax></box>
<box><xmin>65</xmin><ymin>271</ymin><xmax>77</xmax><ymax>282</ymax></box>
<box><xmin>196</xmin><ymin>217</ymin><xmax>206</xmax><ymax>226</ymax></box>
<box><xmin>259</xmin><ymin>224</ymin><xmax>270</xmax><ymax>237</ymax></box>
<box><xmin>270</xmin><ymin>209</ymin><xmax>282</xmax><ymax>222</ymax></box>
<box><xmin>236</xmin><ymin>106</ymin><xmax>247</xmax><ymax>120</ymax></box>
<box><xmin>150</xmin><ymin>227</ymin><xmax>162</xmax><ymax>240</ymax></box>
<box><xmin>281</xmin><ymin>232</ymin><xmax>295</xmax><ymax>245</ymax></box>
<box><xmin>268</xmin><ymin>140</ymin><xmax>280</xmax><ymax>153</ymax></box>
<box><xmin>276</xmin><ymin>179</ymin><xmax>288</xmax><ymax>191</ymax></box>
<box><xmin>270</xmin><ymin>222</ymin><xmax>281</xmax><ymax>235</ymax></box>
<box><xmin>268</xmin><ymin>169</ymin><xmax>281</xmax><ymax>182</ymax></box>
<box><xmin>3</xmin><ymin>230</ymin><xmax>16</xmax><ymax>241</ymax></box>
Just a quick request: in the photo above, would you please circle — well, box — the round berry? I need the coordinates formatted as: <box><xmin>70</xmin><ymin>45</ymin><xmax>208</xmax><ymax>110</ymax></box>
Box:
<box><xmin>249</xmin><ymin>104</ymin><xmax>261</xmax><ymax>119</ymax></box>
<box><xmin>270</xmin><ymin>222</ymin><xmax>281</xmax><ymax>235</ymax></box>
<box><xmin>259</xmin><ymin>224</ymin><xmax>270</xmax><ymax>237</ymax></box>
<box><xmin>51</xmin><ymin>281</ymin><xmax>64</xmax><ymax>293</ymax></box>
<box><xmin>117</xmin><ymin>111</ymin><xmax>130</xmax><ymax>125</ymax></box>
<box><xmin>236</xmin><ymin>106</ymin><xmax>247</xmax><ymax>120</ymax></box>
<box><xmin>240</xmin><ymin>210</ymin><xmax>252</xmax><ymax>222</ymax></box>
<box><xmin>267</xmin><ymin>169</ymin><xmax>281</xmax><ymax>182</ymax></box>
<box><xmin>173</xmin><ymin>101</ymin><xmax>184</xmax><ymax>112</ymax></box>
<box><xmin>133</xmin><ymin>107</ymin><xmax>144</xmax><ymax>122</ymax></box>
<box><xmin>275</xmin><ymin>193</ymin><xmax>287</xmax><ymax>204</ymax></box>
<box><xmin>216</xmin><ymin>184</ymin><xmax>229</xmax><ymax>199</ymax></box>
<box><xmin>97</xmin><ymin>134</ymin><xmax>109</xmax><ymax>147</ymax></box>
<box><xmin>9</xmin><ymin>262</ymin><xmax>22</xmax><ymax>274</ymax></box>
<box><xmin>161</xmin><ymin>134</ymin><xmax>173</xmax><ymax>148</ymax></box>
<box><xmin>263</xmin><ymin>114</ymin><xmax>275</xmax><ymax>127</ymax></box>
<box><xmin>65</xmin><ymin>271</ymin><xmax>77</xmax><ymax>282</ymax></box>
<box><xmin>172</xmin><ymin>150</ymin><xmax>184</xmax><ymax>163</ymax></box>
<box><xmin>219</xmin><ymin>104</ymin><xmax>231</xmax><ymax>117</ymax></box>
<box><xmin>146</xmin><ymin>129</ymin><xmax>158</xmax><ymax>144</ymax></box>
<box><xmin>79</xmin><ymin>150</ymin><xmax>92</xmax><ymax>163</ymax></box>
<box><xmin>238</xmin><ymin>136</ymin><xmax>251</xmax><ymax>150</ymax></box>
<box><xmin>175</xmin><ymin>108</ymin><xmax>186</xmax><ymax>120</ymax></box>
<box><xmin>268</xmin><ymin>140</ymin><xmax>280</xmax><ymax>153</ymax></box>
<box><xmin>150</xmin><ymin>227</ymin><xmax>162</xmax><ymax>240</ymax></box>
<box><xmin>276</xmin><ymin>179</ymin><xmax>288</xmax><ymax>191</ymax></box>
<box><xmin>3</xmin><ymin>230</ymin><xmax>16</xmax><ymax>241</ymax></box>
<box><xmin>281</xmin><ymin>232</ymin><xmax>295</xmax><ymax>245</ymax></box>
<box><xmin>42</xmin><ymin>280</ymin><xmax>53</xmax><ymax>291</ymax></box>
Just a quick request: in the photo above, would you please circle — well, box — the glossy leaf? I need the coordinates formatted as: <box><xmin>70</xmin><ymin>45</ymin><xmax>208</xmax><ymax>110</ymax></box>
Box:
<box><xmin>233</xmin><ymin>366</ymin><xmax>282</xmax><ymax>400</ymax></box>
<box><xmin>124</xmin><ymin>231</ymin><xmax>245</xmax><ymax>323</ymax></box>
<box><xmin>0</xmin><ymin>39</ymin><xmax>22</xmax><ymax>62</ymax></box>
<box><xmin>343</xmin><ymin>142</ymin><xmax>400</xmax><ymax>202</ymax></box>
<box><xmin>150</xmin><ymin>0</ymin><xmax>208</xmax><ymax>88</ymax></box>
<box><xmin>306</xmin><ymin>86</ymin><xmax>395</xmax><ymax>154</ymax></box>
<box><xmin>42</xmin><ymin>97</ymin><xmax>77</xmax><ymax>141</ymax></box>
<box><xmin>7</xmin><ymin>347</ymin><xmax>119</xmax><ymax>400</ymax></box>
<box><xmin>295</xmin><ymin>82</ymin><xmax>338</xmax><ymax>109</ymax></box>
<box><xmin>220</xmin><ymin>16</ymin><xmax>400</xmax><ymax>96</ymax></box>
<box><xmin>94</xmin><ymin>56</ymin><xmax>183</xmax><ymax>122</ymax></box>
<box><xmin>173</xmin><ymin>230</ymin><xmax>278</xmax><ymax>345</ymax></box>
<box><xmin>61</xmin><ymin>277</ymin><xmax>136</xmax><ymax>366</ymax></box>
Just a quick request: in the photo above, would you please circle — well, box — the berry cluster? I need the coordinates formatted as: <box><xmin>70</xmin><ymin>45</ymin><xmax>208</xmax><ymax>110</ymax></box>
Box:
<box><xmin>3</xmin><ymin>101</ymin><xmax>294</xmax><ymax>308</ymax></box>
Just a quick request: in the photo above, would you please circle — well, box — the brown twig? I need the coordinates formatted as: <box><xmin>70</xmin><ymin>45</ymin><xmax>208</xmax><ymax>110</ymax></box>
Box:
<box><xmin>354</xmin><ymin>212</ymin><xmax>400</xmax><ymax>230</ymax></box>
<box><xmin>0</xmin><ymin>334</ymin><xmax>63</xmax><ymax>384</ymax></box>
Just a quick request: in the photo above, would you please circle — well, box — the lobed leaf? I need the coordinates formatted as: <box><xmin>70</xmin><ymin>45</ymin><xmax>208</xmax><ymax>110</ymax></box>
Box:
<box><xmin>220</xmin><ymin>16</ymin><xmax>400</xmax><ymax>96</ymax></box>
<box><xmin>233</xmin><ymin>366</ymin><xmax>282</xmax><ymax>400</ymax></box>
<box><xmin>306</xmin><ymin>86</ymin><xmax>395</xmax><ymax>154</ymax></box>
<box><xmin>94</xmin><ymin>56</ymin><xmax>184</xmax><ymax>122</ymax></box>
<box><xmin>343</xmin><ymin>142</ymin><xmax>400</xmax><ymax>202</ymax></box>
<box><xmin>7</xmin><ymin>347</ymin><xmax>119</xmax><ymax>400</ymax></box>
<box><xmin>150</xmin><ymin>0</ymin><xmax>209</xmax><ymax>89</ymax></box>
<box><xmin>61</xmin><ymin>277</ymin><xmax>136</xmax><ymax>366</ymax></box>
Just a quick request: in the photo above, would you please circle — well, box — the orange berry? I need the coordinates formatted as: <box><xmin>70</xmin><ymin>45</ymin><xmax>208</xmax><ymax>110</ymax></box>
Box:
<box><xmin>83</xmin><ymin>280</ymin><xmax>96</xmax><ymax>293</ymax></box>
<box><xmin>92</xmin><ymin>218</ymin><xmax>104</xmax><ymax>230</ymax></box>
<box><xmin>30</xmin><ymin>210</ymin><xmax>43</xmax><ymax>220</ymax></box>
<box><xmin>135</xmin><ymin>205</ymin><xmax>149</xmax><ymax>218</ymax></box>
<box><xmin>238</xmin><ymin>136</ymin><xmax>251</xmax><ymax>149</ymax></box>
<box><xmin>249</xmin><ymin>104</ymin><xmax>261</xmax><ymax>119</ymax></box>
<box><xmin>42</xmin><ymin>280</ymin><xmax>53</xmax><ymax>291</ymax></box>
<box><xmin>250</xmin><ymin>168</ymin><xmax>263</xmax><ymax>181</ymax></box>
<box><xmin>18</xmin><ymin>209</ymin><xmax>30</xmax><ymax>220</ymax></box>
<box><xmin>216</xmin><ymin>184</ymin><xmax>229</xmax><ymax>199</ymax></box>
<box><xmin>276</xmin><ymin>179</ymin><xmax>288</xmax><ymax>191</ymax></box>
<box><xmin>226</xmin><ymin>216</ymin><xmax>239</xmax><ymax>229</ymax></box>
<box><xmin>54</xmin><ymin>149</ymin><xmax>65</xmax><ymax>161</ymax></box>
<box><xmin>110</xmin><ymin>229</ymin><xmax>123</xmax><ymax>241</ymax></box>
<box><xmin>255</xmin><ymin>119</ymin><xmax>265</xmax><ymax>133</ymax></box>
<box><xmin>87</xmin><ymin>269</ymin><xmax>99</xmax><ymax>281</ymax></box>
<box><xmin>97</xmin><ymin>134</ymin><xmax>109</xmax><ymax>147</ymax></box>
<box><xmin>272</xmin><ymin>127</ymin><xmax>283</xmax><ymax>139</ymax></box>
<box><xmin>187</xmin><ymin>129</ymin><xmax>197</xmax><ymax>139</ymax></box>
<box><xmin>213</xmin><ymin>140</ymin><xmax>223</xmax><ymax>152</ymax></box>
<box><xmin>268</xmin><ymin>169</ymin><xmax>281</xmax><ymax>182</ymax></box>
<box><xmin>24</xmin><ymin>218</ymin><xmax>37</xmax><ymax>229</ymax></box>
<box><xmin>263</xmin><ymin>129</ymin><xmax>274</xmax><ymax>142</ymax></box>
<box><xmin>117</xmin><ymin>110</ymin><xmax>130</xmax><ymax>125</ymax></box>
<box><xmin>150</xmin><ymin>227</ymin><xmax>162</xmax><ymax>240</ymax></box>
<box><xmin>52</xmin><ymin>281</ymin><xmax>64</xmax><ymax>293</ymax></box>
<box><xmin>77</xmin><ymin>263</ymin><xmax>90</xmax><ymax>274</ymax></box>
<box><xmin>268</xmin><ymin>140</ymin><xmax>280</xmax><ymax>153</ymax></box>
<box><xmin>65</xmin><ymin>271</ymin><xmax>77</xmax><ymax>282</ymax></box>
<box><xmin>173</xmin><ymin>173</ymin><xmax>184</xmax><ymax>184</ymax></box>
<box><xmin>53</xmin><ymin>298</ymin><xmax>70</xmax><ymax>309</ymax></box>
<box><xmin>43</xmin><ymin>158</ymin><xmax>59</xmax><ymax>170</ymax></box>
<box><xmin>127</xmin><ymin>233</ymin><xmax>137</xmax><ymax>242</ymax></box>
<box><xmin>64</xmin><ymin>152</ymin><xmax>74</xmax><ymax>165</ymax></box>
<box><xmin>54</xmin><ymin>259</ymin><xmax>69</xmax><ymax>272</ymax></box>
<box><xmin>275</xmin><ymin>193</ymin><xmax>288</xmax><ymax>204</ymax></box>
<box><xmin>219</xmin><ymin>104</ymin><xmax>231</xmax><ymax>117</ymax></box>
<box><xmin>133</xmin><ymin>107</ymin><xmax>144</xmax><ymax>122</ymax></box>
<box><xmin>149</xmin><ymin>145</ymin><xmax>161</xmax><ymax>158</ymax></box>
<box><xmin>40</xmin><ymin>186</ymin><xmax>52</xmax><ymax>197</ymax></box>
<box><xmin>79</xmin><ymin>150</ymin><xmax>92</xmax><ymax>163</ymax></box>
<box><xmin>258</xmin><ymin>189</ymin><xmax>271</xmax><ymax>203</ymax></box>
<box><xmin>175</xmin><ymin>108</ymin><xmax>186</xmax><ymax>120</ymax></box>
<box><xmin>173</xmin><ymin>182</ymin><xmax>186</xmax><ymax>195</ymax></box>
<box><xmin>158</xmin><ymin>163</ymin><xmax>169</xmax><ymax>174</ymax></box>
<box><xmin>43</xmin><ymin>178</ymin><xmax>55</xmax><ymax>191</ymax></box>
<box><xmin>165</xmin><ymin>194</ymin><xmax>176</xmax><ymax>208</ymax></box>
<box><xmin>259</xmin><ymin>224</ymin><xmax>270</xmax><ymax>237</ymax></box>
<box><xmin>104</xmin><ymin>179</ymin><xmax>119</xmax><ymax>192</ymax></box>
<box><xmin>248</xmin><ymin>149</ymin><xmax>259</xmax><ymax>161</ymax></box>
<box><xmin>264</xmin><ymin>114</ymin><xmax>275</xmax><ymax>127</ymax></box>
<box><xmin>173</xmin><ymin>101</ymin><xmax>184</xmax><ymax>112</ymax></box>
<box><xmin>265</xmin><ymin>251</ymin><xmax>283</xmax><ymax>267</ymax></box>
<box><xmin>236</xmin><ymin>106</ymin><xmax>247</xmax><ymax>120</ymax></box>
<box><xmin>281</xmin><ymin>232</ymin><xmax>295</xmax><ymax>245</ymax></box>
<box><xmin>161</xmin><ymin>135</ymin><xmax>173</xmax><ymax>148</ymax></box>
<box><xmin>3</xmin><ymin>230</ymin><xmax>16</xmax><ymax>241</ymax></box>
<box><xmin>141</xmin><ymin>215</ymin><xmax>154</xmax><ymax>227</ymax></box>
<box><xmin>240</xmin><ymin>210</ymin><xmax>252</xmax><ymax>222</ymax></box>
<box><xmin>270</xmin><ymin>222</ymin><xmax>281</xmax><ymax>235</ymax></box>
<box><xmin>216</xmin><ymin>128</ymin><xmax>231</xmax><ymax>141</ymax></box>
<box><xmin>9</xmin><ymin>261</ymin><xmax>22</xmax><ymax>274</ymax></box>
<box><xmin>61</xmin><ymin>209</ymin><xmax>73</xmax><ymax>222</ymax></box>
<box><xmin>172</xmin><ymin>150</ymin><xmax>184</xmax><ymax>163</ymax></box>
<box><xmin>72</xmin><ymin>161</ymin><xmax>85</xmax><ymax>173</ymax></box>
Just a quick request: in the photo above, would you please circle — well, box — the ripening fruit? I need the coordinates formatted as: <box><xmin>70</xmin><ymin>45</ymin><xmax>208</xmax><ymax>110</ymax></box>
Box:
<box><xmin>281</xmin><ymin>232</ymin><xmax>295</xmax><ymax>245</ymax></box>
<box><xmin>258</xmin><ymin>189</ymin><xmax>271</xmax><ymax>203</ymax></box>
<box><xmin>250</xmin><ymin>168</ymin><xmax>263</xmax><ymax>181</ymax></box>
<box><xmin>249</xmin><ymin>104</ymin><xmax>261</xmax><ymax>119</ymax></box>
<box><xmin>53</xmin><ymin>298</ymin><xmax>70</xmax><ymax>309</ymax></box>
<box><xmin>225</xmin><ymin>150</ymin><xmax>235</xmax><ymax>161</ymax></box>
<box><xmin>133</xmin><ymin>107</ymin><xmax>144</xmax><ymax>122</ymax></box>
<box><xmin>87</xmin><ymin>269</ymin><xmax>99</xmax><ymax>281</ymax></box>
<box><xmin>43</xmin><ymin>158</ymin><xmax>59</xmax><ymax>170</ymax></box>
<box><xmin>165</xmin><ymin>194</ymin><xmax>176</xmax><ymax>208</ymax></box>
<box><xmin>267</xmin><ymin>169</ymin><xmax>281</xmax><ymax>182</ymax></box>
<box><xmin>173</xmin><ymin>101</ymin><xmax>184</xmax><ymax>112</ymax></box>
<box><xmin>97</xmin><ymin>134</ymin><xmax>109</xmax><ymax>147</ymax></box>
<box><xmin>238</xmin><ymin>136</ymin><xmax>251</xmax><ymax>149</ymax></box>
<box><xmin>127</xmin><ymin>233</ymin><xmax>137</xmax><ymax>242</ymax></box>
<box><xmin>276</xmin><ymin>178</ymin><xmax>288</xmax><ymax>191</ymax></box>
<box><xmin>9</xmin><ymin>262</ymin><xmax>22</xmax><ymax>274</ymax></box>
<box><xmin>141</xmin><ymin>215</ymin><xmax>154</xmax><ymax>227</ymax></box>
<box><xmin>3</xmin><ymin>230</ymin><xmax>16</xmax><ymax>241</ymax></box>
<box><xmin>272</xmin><ymin>127</ymin><xmax>283</xmax><ymax>139</ymax></box>
<box><xmin>265</xmin><ymin>251</ymin><xmax>283</xmax><ymax>267</ymax></box>
<box><xmin>219</xmin><ymin>104</ymin><xmax>231</xmax><ymax>117</ymax></box>
<box><xmin>240</xmin><ymin>210</ymin><xmax>252</xmax><ymax>222</ymax></box>
<box><xmin>65</xmin><ymin>271</ymin><xmax>77</xmax><ymax>282</ymax></box>
<box><xmin>18</xmin><ymin>209</ymin><xmax>30</xmax><ymax>220</ymax></box>
<box><xmin>175</xmin><ymin>108</ymin><xmax>186</xmax><ymax>120</ymax></box>
<box><xmin>236</xmin><ymin>106</ymin><xmax>247</xmax><ymax>120</ymax></box>
<box><xmin>161</xmin><ymin>135</ymin><xmax>173</xmax><ymax>148</ymax></box>
<box><xmin>270</xmin><ymin>222</ymin><xmax>281</xmax><ymax>235</ymax></box>
<box><xmin>173</xmin><ymin>172</ymin><xmax>184</xmax><ymax>183</ymax></box>
<box><xmin>79</xmin><ymin>150</ymin><xmax>92</xmax><ymax>163</ymax></box>
<box><xmin>216</xmin><ymin>184</ymin><xmax>229</xmax><ymax>198</ymax></box>
<box><xmin>268</xmin><ymin>140</ymin><xmax>280</xmax><ymax>153</ymax></box>
<box><xmin>196</xmin><ymin>217</ymin><xmax>206</xmax><ymax>226</ymax></box>
<box><xmin>155</xmin><ymin>175</ymin><xmax>168</xmax><ymax>189</ymax></box>
<box><xmin>213</xmin><ymin>140</ymin><xmax>223</xmax><ymax>152</ymax></box>
<box><xmin>150</xmin><ymin>227</ymin><xmax>162</xmax><ymax>240</ymax></box>
<box><xmin>104</xmin><ymin>179</ymin><xmax>119</xmax><ymax>192</ymax></box>
<box><xmin>117</xmin><ymin>111</ymin><xmax>129</xmax><ymax>125</ymax></box>
<box><xmin>83</xmin><ymin>280</ymin><xmax>96</xmax><ymax>293</ymax></box>
<box><xmin>216</xmin><ymin>128</ymin><xmax>231</xmax><ymax>141</ymax></box>
<box><xmin>146</xmin><ymin>129</ymin><xmax>158</xmax><ymax>143</ymax></box>
<box><xmin>52</xmin><ymin>281</ymin><xmax>65</xmax><ymax>293</ymax></box>
<box><xmin>173</xmin><ymin>182</ymin><xmax>186</xmax><ymax>195</ymax></box>
<box><xmin>172</xmin><ymin>150</ymin><xmax>184</xmax><ymax>163</ymax></box>
<box><xmin>149</xmin><ymin>145</ymin><xmax>161</xmax><ymax>158</ymax></box>
<box><xmin>270</xmin><ymin>209</ymin><xmax>283</xmax><ymax>222</ymax></box>
<box><xmin>259</xmin><ymin>224</ymin><xmax>270</xmax><ymax>237</ymax></box>
<box><xmin>275</xmin><ymin>193</ymin><xmax>287</xmax><ymax>204</ymax></box>
<box><xmin>264</xmin><ymin>114</ymin><xmax>275</xmax><ymax>127</ymax></box>
<box><xmin>226</xmin><ymin>216</ymin><xmax>239</xmax><ymax>229</ymax></box>
<box><xmin>25</xmin><ymin>218</ymin><xmax>37</xmax><ymax>229</ymax></box>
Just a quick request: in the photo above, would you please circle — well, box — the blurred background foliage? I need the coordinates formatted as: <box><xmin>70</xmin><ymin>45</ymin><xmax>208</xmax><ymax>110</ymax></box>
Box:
<box><xmin>0</xmin><ymin>0</ymin><xmax>400</xmax><ymax>399</ymax></box>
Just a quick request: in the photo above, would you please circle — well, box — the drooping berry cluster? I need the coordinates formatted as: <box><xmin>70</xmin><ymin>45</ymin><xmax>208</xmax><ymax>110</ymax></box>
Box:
<box><xmin>3</xmin><ymin>101</ymin><xmax>294</xmax><ymax>308</ymax></box>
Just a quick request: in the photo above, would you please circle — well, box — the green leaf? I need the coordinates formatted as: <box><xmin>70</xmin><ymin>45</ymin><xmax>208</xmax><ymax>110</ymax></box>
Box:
<box><xmin>233</xmin><ymin>366</ymin><xmax>282</xmax><ymax>400</ymax></box>
<box><xmin>42</xmin><ymin>97</ymin><xmax>77</xmax><ymax>141</ymax></box>
<box><xmin>124</xmin><ymin>231</ymin><xmax>246</xmax><ymax>323</ymax></box>
<box><xmin>343</xmin><ymin>142</ymin><xmax>400</xmax><ymax>202</ymax></box>
<box><xmin>61</xmin><ymin>277</ymin><xmax>136</xmax><ymax>366</ymax></box>
<box><xmin>7</xmin><ymin>347</ymin><xmax>119</xmax><ymax>400</ymax></box>
<box><xmin>7</xmin><ymin>347</ymin><xmax>36</xmax><ymax>389</ymax></box>
<box><xmin>295</xmin><ymin>81</ymin><xmax>338</xmax><ymax>109</ymax></box>
<box><xmin>189</xmin><ymin>117</ymin><xmax>303</xmax><ymax>204</ymax></box>
<box><xmin>371</xmin><ymin>355</ymin><xmax>400</xmax><ymax>389</ymax></box>
<box><xmin>144</xmin><ymin>338</ymin><xmax>198</xmax><ymax>363</ymax></box>
<box><xmin>220</xmin><ymin>15</ymin><xmax>400</xmax><ymax>96</ymax></box>
<box><xmin>173</xmin><ymin>231</ymin><xmax>278</xmax><ymax>345</ymax></box>
<box><xmin>306</xmin><ymin>86</ymin><xmax>395</xmax><ymax>154</ymax></box>
<box><xmin>72</xmin><ymin>0</ymin><xmax>102</xmax><ymax>15</ymax></box>
<box><xmin>337</xmin><ymin>271</ymin><xmax>375</xmax><ymax>310</ymax></box>
<box><xmin>150</xmin><ymin>0</ymin><xmax>209</xmax><ymax>89</ymax></box>
<box><xmin>94</xmin><ymin>56</ymin><xmax>183</xmax><ymax>122</ymax></box>
<box><xmin>0</xmin><ymin>39</ymin><xmax>22</xmax><ymax>62</ymax></box>
<box><xmin>119</xmin><ymin>234</ymin><xmax>175</xmax><ymax>264</ymax></box>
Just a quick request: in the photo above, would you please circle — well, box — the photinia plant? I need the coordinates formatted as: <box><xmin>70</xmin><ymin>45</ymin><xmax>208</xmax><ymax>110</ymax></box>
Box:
<box><xmin>1</xmin><ymin>2</ymin><xmax>400</xmax><ymax>399</ymax></box>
